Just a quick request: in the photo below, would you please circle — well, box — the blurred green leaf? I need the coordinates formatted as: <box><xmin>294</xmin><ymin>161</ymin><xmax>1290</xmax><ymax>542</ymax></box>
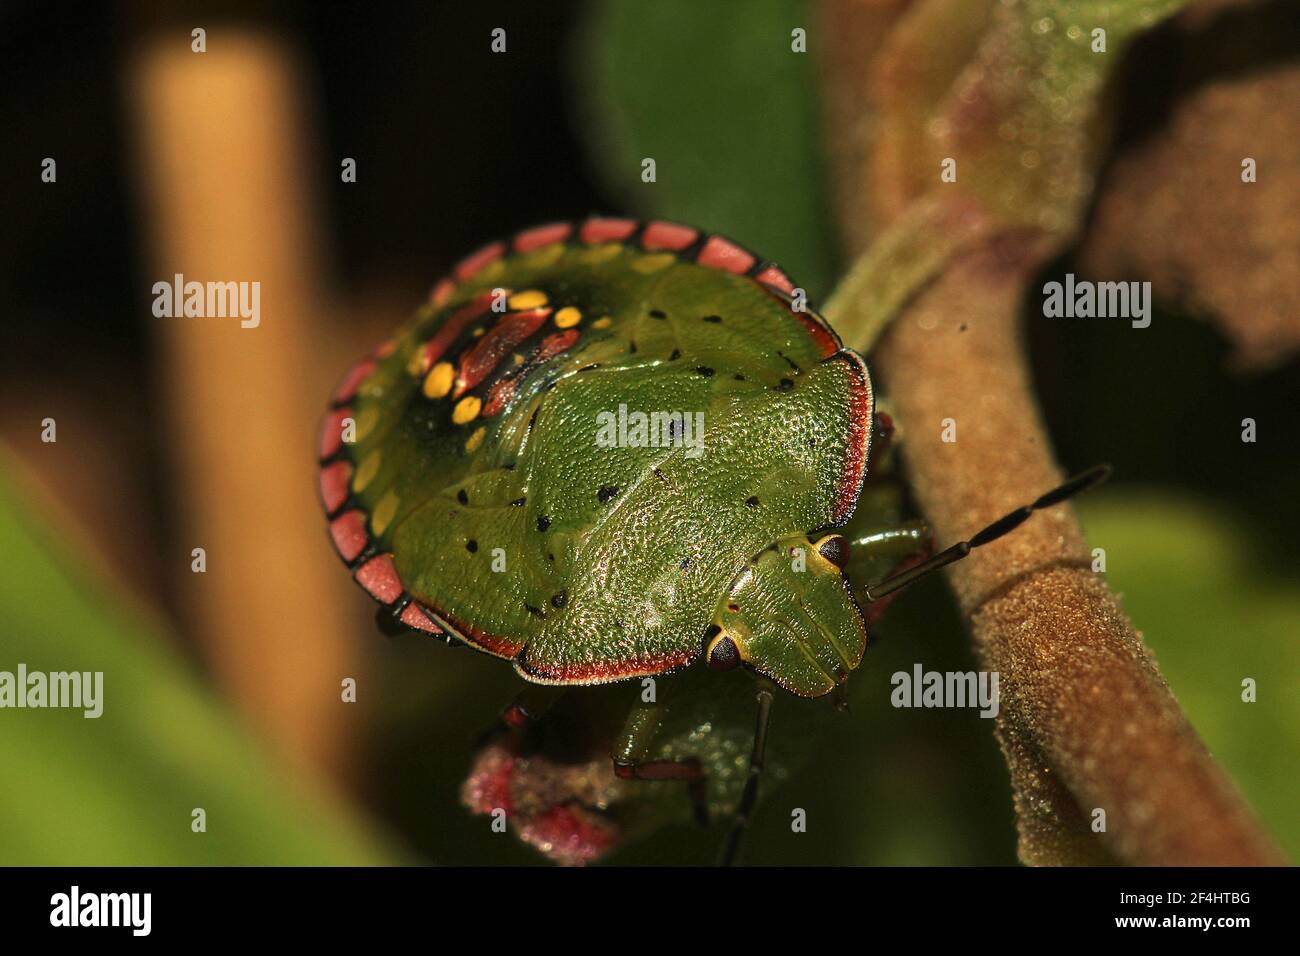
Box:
<box><xmin>1078</xmin><ymin>492</ymin><xmax>1300</xmax><ymax>860</ymax></box>
<box><xmin>578</xmin><ymin>0</ymin><xmax>835</xmax><ymax>297</ymax></box>
<box><xmin>0</xmin><ymin>458</ymin><xmax>398</xmax><ymax>865</ymax></box>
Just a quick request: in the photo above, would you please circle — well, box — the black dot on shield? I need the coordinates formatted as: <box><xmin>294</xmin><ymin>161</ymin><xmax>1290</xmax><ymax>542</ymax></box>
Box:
<box><xmin>551</xmin><ymin>589</ymin><xmax>568</xmax><ymax>609</ymax></box>
<box><xmin>746</xmin><ymin>496</ymin><xmax>760</xmax><ymax>508</ymax></box>
<box><xmin>537</xmin><ymin>515</ymin><xmax>551</xmax><ymax>532</ymax></box>
<box><xmin>597</xmin><ymin>485</ymin><xmax>619</xmax><ymax>503</ymax></box>
<box><xmin>669</xmin><ymin>349</ymin><xmax>681</xmax><ymax>361</ymax></box>
<box><xmin>702</xmin><ymin>314</ymin><xmax>721</xmax><ymax>323</ymax></box>
<box><xmin>510</xmin><ymin>496</ymin><xmax>526</xmax><ymax>507</ymax></box>
<box><xmin>696</xmin><ymin>366</ymin><xmax>714</xmax><ymax>377</ymax></box>
<box><xmin>457</xmin><ymin>489</ymin><xmax>469</xmax><ymax>505</ymax></box>
<box><xmin>777</xmin><ymin>378</ymin><xmax>794</xmax><ymax>392</ymax></box>
<box><xmin>466</xmin><ymin>539</ymin><xmax>478</xmax><ymax>553</ymax></box>
<box><xmin>649</xmin><ymin>309</ymin><xmax>666</xmax><ymax>319</ymax></box>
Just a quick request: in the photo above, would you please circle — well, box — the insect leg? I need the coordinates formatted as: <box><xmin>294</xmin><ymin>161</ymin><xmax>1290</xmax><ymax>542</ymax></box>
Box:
<box><xmin>718</xmin><ymin>679</ymin><xmax>775</xmax><ymax>867</ymax></box>
<box><xmin>498</xmin><ymin>684</ymin><xmax>567</xmax><ymax>728</ymax></box>
<box><xmin>611</xmin><ymin>685</ymin><xmax>709</xmax><ymax>826</ymax></box>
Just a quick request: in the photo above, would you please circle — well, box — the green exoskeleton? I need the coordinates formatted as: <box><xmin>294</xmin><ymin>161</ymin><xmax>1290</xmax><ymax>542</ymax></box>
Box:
<box><xmin>319</xmin><ymin>218</ymin><xmax>1108</xmax><ymax>864</ymax></box>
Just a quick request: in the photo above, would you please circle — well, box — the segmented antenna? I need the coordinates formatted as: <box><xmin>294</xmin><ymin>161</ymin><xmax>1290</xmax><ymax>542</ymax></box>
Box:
<box><xmin>863</xmin><ymin>464</ymin><xmax>1113</xmax><ymax>603</ymax></box>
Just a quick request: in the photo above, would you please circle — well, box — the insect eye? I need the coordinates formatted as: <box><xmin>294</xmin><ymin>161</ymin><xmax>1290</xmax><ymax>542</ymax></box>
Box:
<box><xmin>816</xmin><ymin>534</ymin><xmax>850</xmax><ymax>570</ymax></box>
<box><xmin>704</xmin><ymin>625</ymin><xmax>742</xmax><ymax>671</ymax></box>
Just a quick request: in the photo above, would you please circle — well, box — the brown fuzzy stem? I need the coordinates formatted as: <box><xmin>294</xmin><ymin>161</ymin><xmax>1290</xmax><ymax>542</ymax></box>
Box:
<box><xmin>868</xmin><ymin>237</ymin><xmax>1284</xmax><ymax>865</ymax></box>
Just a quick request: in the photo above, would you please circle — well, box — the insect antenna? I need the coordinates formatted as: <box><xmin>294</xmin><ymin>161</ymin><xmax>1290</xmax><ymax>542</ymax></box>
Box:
<box><xmin>862</xmin><ymin>464</ymin><xmax>1112</xmax><ymax>603</ymax></box>
<box><xmin>718</xmin><ymin>679</ymin><xmax>776</xmax><ymax>867</ymax></box>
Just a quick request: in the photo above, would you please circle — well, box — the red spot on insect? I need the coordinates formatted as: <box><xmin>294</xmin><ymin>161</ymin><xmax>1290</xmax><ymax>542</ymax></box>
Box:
<box><xmin>318</xmin><ymin>461</ymin><xmax>353</xmax><ymax>513</ymax></box>
<box><xmin>642</xmin><ymin>220</ymin><xmax>698</xmax><ymax>252</ymax></box>
<box><xmin>537</xmin><ymin>328</ymin><xmax>580</xmax><ymax>359</ymax></box>
<box><xmin>355</xmin><ymin>554</ymin><xmax>403</xmax><ymax>604</ymax></box>
<box><xmin>329</xmin><ymin>510</ymin><xmax>369</xmax><ymax>562</ymax></box>
<box><xmin>482</xmin><ymin>378</ymin><xmax>517</xmax><ymax>418</ymax></box>
<box><xmin>430</xmin><ymin>278</ymin><xmax>455</xmax><ymax>307</ymax></box>
<box><xmin>419</xmin><ymin>291</ymin><xmax>497</xmax><ymax>370</ymax></box>
<box><xmin>696</xmin><ymin>235</ymin><xmax>756</xmax><ymax>274</ymax></box>
<box><xmin>399</xmin><ymin>601</ymin><xmax>444</xmax><ymax>635</ymax></box>
<box><xmin>481</xmin><ymin>327</ymin><xmax>582</xmax><ymax>417</ymax></box>
<box><xmin>331</xmin><ymin>358</ymin><xmax>376</xmax><ymax>405</ymax></box>
<box><xmin>755</xmin><ymin>264</ymin><xmax>796</xmax><ymax>295</ymax></box>
<box><xmin>832</xmin><ymin>353</ymin><xmax>874</xmax><ymax>524</ymax></box>
<box><xmin>513</xmin><ymin>222</ymin><xmax>572</xmax><ymax>252</ymax></box>
<box><xmin>318</xmin><ymin>407</ymin><xmax>352</xmax><ymax>460</ymax></box>
<box><xmin>454</xmin><ymin>307</ymin><xmax>552</xmax><ymax>398</ymax></box>
<box><xmin>454</xmin><ymin>240</ymin><xmax>506</xmax><ymax>281</ymax></box>
<box><xmin>579</xmin><ymin>217</ymin><xmax>637</xmax><ymax>243</ymax></box>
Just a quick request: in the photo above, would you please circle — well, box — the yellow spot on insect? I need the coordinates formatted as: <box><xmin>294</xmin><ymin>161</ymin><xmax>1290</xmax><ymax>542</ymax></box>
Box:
<box><xmin>354</xmin><ymin>407</ymin><xmax>380</xmax><ymax>442</ymax></box>
<box><xmin>407</xmin><ymin>347</ymin><xmax>431</xmax><ymax>377</ymax></box>
<box><xmin>477</xmin><ymin>259</ymin><xmax>506</xmax><ymax>283</ymax></box>
<box><xmin>354</xmin><ymin>451</ymin><xmax>382</xmax><ymax>492</ymax></box>
<box><xmin>473</xmin><ymin>326</ymin><xmax>486</xmax><ymax>337</ymax></box>
<box><xmin>508</xmin><ymin>290</ymin><xmax>548</xmax><ymax>310</ymax></box>
<box><xmin>521</xmin><ymin>244</ymin><xmax>565</xmax><ymax>269</ymax></box>
<box><xmin>371</xmin><ymin>491</ymin><xmax>399</xmax><ymax>536</ymax></box>
<box><xmin>465</xmin><ymin>426</ymin><xmax>487</xmax><ymax>453</ymax></box>
<box><xmin>631</xmin><ymin>252</ymin><xmax>676</xmax><ymax>274</ymax></box>
<box><xmin>579</xmin><ymin>243</ymin><xmax>623</xmax><ymax>265</ymax></box>
<box><xmin>512</xmin><ymin>353</ymin><xmax>525</xmax><ymax>366</ymax></box>
<box><xmin>423</xmin><ymin>361</ymin><xmax>455</xmax><ymax>399</ymax></box>
<box><xmin>554</xmin><ymin>306</ymin><xmax>582</xmax><ymax>329</ymax></box>
<box><xmin>592</xmin><ymin>316</ymin><xmax>612</xmax><ymax>330</ymax></box>
<box><xmin>453</xmin><ymin>396</ymin><xmax>482</xmax><ymax>425</ymax></box>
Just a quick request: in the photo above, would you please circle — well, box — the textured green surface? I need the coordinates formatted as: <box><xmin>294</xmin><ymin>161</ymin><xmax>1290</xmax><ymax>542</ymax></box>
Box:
<box><xmin>340</xmin><ymin>234</ymin><xmax>873</xmax><ymax>693</ymax></box>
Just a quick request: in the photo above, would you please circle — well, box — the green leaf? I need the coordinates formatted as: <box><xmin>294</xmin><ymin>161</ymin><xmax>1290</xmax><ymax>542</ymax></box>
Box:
<box><xmin>0</xmin><ymin>457</ymin><xmax>398</xmax><ymax>865</ymax></box>
<box><xmin>1077</xmin><ymin>492</ymin><xmax>1300</xmax><ymax>860</ymax></box>
<box><xmin>578</xmin><ymin>0</ymin><xmax>836</xmax><ymax>297</ymax></box>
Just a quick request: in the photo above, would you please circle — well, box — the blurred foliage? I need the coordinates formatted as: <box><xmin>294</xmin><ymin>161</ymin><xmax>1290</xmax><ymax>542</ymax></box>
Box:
<box><xmin>0</xmin><ymin>457</ymin><xmax>397</xmax><ymax>865</ymax></box>
<box><xmin>579</xmin><ymin>0</ymin><xmax>837</xmax><ymax>298</ymax></box>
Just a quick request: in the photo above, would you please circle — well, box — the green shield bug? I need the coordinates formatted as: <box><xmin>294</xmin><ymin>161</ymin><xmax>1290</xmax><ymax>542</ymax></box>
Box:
<box><xmin>318</xmin><ymin>217</ymin><xmax>1109</xmax><ymax>863</ymax></box>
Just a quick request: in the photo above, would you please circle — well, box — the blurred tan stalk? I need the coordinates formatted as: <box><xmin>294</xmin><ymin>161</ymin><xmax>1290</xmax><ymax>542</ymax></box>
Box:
<box><xmin>127</xmin><ymin>31</ymin><xmax>359</xmax><ymax>777</ymax></box>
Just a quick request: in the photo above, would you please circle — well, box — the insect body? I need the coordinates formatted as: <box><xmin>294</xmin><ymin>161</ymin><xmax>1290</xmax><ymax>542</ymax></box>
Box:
<box><xmin>320</xmin><ymin>218</ymin><xmax>873</xmax><ymax>696</ymax></box>
<box><xmin>318</xmin><ymin>217</ymin><xmax>1108</xmax><ymax>863</ymax></box>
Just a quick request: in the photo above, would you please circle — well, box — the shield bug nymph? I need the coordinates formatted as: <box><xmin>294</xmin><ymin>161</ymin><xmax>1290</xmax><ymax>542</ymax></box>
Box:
<box><xmin>318</xmin><ymin>217</ymin><xmax>1109</xmax><ymax>863</ymax></box>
